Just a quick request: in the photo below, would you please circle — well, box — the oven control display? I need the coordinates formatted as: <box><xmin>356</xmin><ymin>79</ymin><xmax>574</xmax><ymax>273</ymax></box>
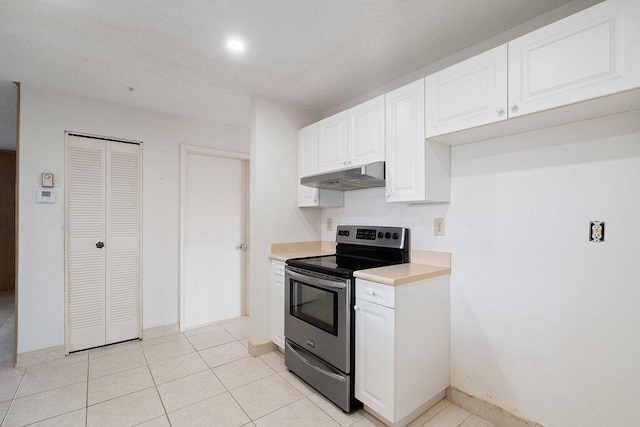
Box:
<box><xmin>356</xmin><ymin>228</ymin><xmax>377</xmax><ymax>240</ymax></box>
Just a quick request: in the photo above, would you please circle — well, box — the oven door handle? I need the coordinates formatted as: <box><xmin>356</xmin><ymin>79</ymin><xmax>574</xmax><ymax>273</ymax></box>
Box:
<box><xmin>287</xmin><ymin>342</ymin><xmax>347</xmax><ymax>383</ymax></box>
<box><xmin>286</xmin><ymin>269</ymin><xmax>347</xmax><ymax>290</ymax></box>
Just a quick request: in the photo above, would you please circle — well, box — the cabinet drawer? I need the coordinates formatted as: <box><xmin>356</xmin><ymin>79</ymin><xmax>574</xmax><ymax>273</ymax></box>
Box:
<box><xmin>356</xmin><ymin>279</ymin><xmax>395</xmax><ymax>309</ymax></box>
<box><xmin>272</xmin><ymin>261</ymin><xmax>285</xmax><ymax>276</ymax></box>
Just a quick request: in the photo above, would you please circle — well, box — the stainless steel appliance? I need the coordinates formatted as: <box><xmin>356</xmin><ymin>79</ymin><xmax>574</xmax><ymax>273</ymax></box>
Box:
<box><xmin>285</xmin><ymin>225</ymin><xmax>409</xmax><ymax>412</ymax></box>
<box><xmin>300</xmin><ymin>161</ymin><xmax>385</xmax><ymax>191</ymax></box>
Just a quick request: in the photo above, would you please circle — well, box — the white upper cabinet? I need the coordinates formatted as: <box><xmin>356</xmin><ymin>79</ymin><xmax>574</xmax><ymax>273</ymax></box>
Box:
<box><xmin>425</xmin><ymin>0</ymin><xmax>640</xmax><ymax>145</ymax></box>
<box><xmin>425</xmin><ymin>45</ymin><xmax>508</xmax><ymax>138</ymax></box>
<box><xmin>385</xmin><ymin>79</ymin><xmax>425</xmax><ymax>203</ymax></box>
<box><xmin>298</xmin><ymin>123</ymin><xmax>344</xmax><ymax>208</ymax></box>
<box><xmin>298</xmin><ymin>123</ymin><xmax>320</xmax><ymax>207</ymax></box>
<box><xmin>318</xmin><ymin>111</ymin><xmax>349</xmax><ymax>172</ymax></box>
<box><xmin>348</xmin><ymin>95</ymin><xmax>386</xmax><ymax>167</ymax></box>
<box><xmin>508</xmin><ymin>0</ymin><xmax>640</xmax><ymax>117</ymax></box>
<box><xmin>385</xmin><ymin>79</ymin><xmax>450</xmax><ymax>203</ymax></box>
<box><xmin>318</xmin><ymin>96</ymin><xmax>385</xmax><ymax>172</ymax></box>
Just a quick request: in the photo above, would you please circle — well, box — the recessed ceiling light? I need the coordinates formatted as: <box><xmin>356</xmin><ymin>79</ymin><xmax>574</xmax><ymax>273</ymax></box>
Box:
<box><xmin>226</xmin><ymin>38</ymin><xmax>246</xmax><ymax>53</ymax></box>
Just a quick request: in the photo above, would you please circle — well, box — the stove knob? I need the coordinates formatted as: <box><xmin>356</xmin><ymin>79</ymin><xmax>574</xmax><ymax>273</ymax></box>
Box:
<box><xmin>344</xmin><ymin>230</ymin><xmax>350</xmax><ymax>236</ymax></box>
<box><xmin>392</xmin><ymin>232</ymin><xmax>399</xmax><ymax>239</ymax></box>
<box><xmin>337</xmin><ymin>230</ymin><xmax>344</xmax><ymax>236</ymax></box>
<box><xmin>384</xmin><ymin>232</ymin><xmax>391</xmax><ymax>239</ymax></box>
<box><xmin>377</xmin><ymin>232</ymin><xmax>384</xmax><ymax>239</ymax></box>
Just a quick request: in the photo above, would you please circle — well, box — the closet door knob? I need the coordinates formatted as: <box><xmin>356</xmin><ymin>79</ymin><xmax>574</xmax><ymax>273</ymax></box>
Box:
<box><xmin>96</xmin><ymin>242</ymin><xmax>105</xmax><ymax>249</ymax></box>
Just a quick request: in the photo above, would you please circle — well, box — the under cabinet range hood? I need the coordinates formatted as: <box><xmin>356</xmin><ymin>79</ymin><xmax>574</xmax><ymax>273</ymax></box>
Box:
<box><xmin>300</xmin><ymin>161</ymin><xmax>385</xmax><ymax>191</ymax></box>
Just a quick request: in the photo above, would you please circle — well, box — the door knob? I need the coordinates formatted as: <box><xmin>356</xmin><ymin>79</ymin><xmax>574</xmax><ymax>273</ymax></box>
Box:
<box><xmin>236</xmin><ymin>244</ymin><xmax>247</xmax><ymax>250</ymax></box>
<box><xmin>510</xmin><ymin>103</ymin><xmax>519</xmax><ymax>113</ymax></box>
<box><xmin>96</xmin><ymin>242</ymin><xmax>105</xmax><ymax>249</ymax></box>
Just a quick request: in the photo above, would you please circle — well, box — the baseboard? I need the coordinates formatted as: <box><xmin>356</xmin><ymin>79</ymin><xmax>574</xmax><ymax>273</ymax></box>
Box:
<box><xmin>16</xmin><ymin>345</ymin><xmax>66</xmax><ymax>367</ymax></box>
<box><xmin>365</xmin><ymin>389</ymin><xmax>446</xmax><ymax>427</ymax></box>
<box><xmin>142</xmin><ymin>322</ymin><xmax>180</xmax><ymax>340</ymax></box>
<box><xmin>447</xmin><ymin>387</ymin><xmax>543</xmax><ymax>427</ymax></box>
<box><xmin>248</xmin><ymin>340</ymin><xmax>276</xmax><ymax>357</ymax></box>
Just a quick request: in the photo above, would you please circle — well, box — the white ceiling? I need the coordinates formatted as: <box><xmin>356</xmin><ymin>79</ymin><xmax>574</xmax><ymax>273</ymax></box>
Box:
<box><xmin>0</xmin><ymin>0</ymin><xmax>583</xmax><ymax>136</ymax></box>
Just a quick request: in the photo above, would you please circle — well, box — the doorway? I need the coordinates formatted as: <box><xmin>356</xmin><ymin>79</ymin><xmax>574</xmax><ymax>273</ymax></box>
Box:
<box><xmin>0</xmin><ymin>81</ymin><xmax>18</xmax><ymax>369</ymax></box>
<box><xmin>180</xmin><ymin>145</ymin><xmax>249</xmax><ymax>330</ymax></box>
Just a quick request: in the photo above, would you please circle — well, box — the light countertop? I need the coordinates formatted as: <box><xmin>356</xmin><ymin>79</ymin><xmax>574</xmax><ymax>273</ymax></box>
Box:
<box><xmin>269</xmin><ymin>241</ymin><xmax>335</xmax><ymax>262</ymax></box>
<box><xmin>354</xmin><ymin>262</ymin><xmax>451</xmax><ymax>286</ymax></box>
<box><xmin>270</xmin><ymin>244</ymin><xmax>451</xmax><ymax>286</ymax></box>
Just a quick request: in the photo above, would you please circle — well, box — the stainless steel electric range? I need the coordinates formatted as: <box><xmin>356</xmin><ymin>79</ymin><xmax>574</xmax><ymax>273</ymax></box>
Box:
<box><xmin>284</xmin><ymin>225</ymin><xmax>410</xmax><ymax>412</ymax></box>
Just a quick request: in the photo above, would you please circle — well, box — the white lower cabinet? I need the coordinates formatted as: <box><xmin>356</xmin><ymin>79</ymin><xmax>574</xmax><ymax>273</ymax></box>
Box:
<box><xmin>355</xmin><ymin>277</ymin><xmax>450</xmax><ymax>426</ymax></box>
<box><xmin>271</xmin><ymin>260</ymin><xmax>285</xmax><ymax>351</ymax></box>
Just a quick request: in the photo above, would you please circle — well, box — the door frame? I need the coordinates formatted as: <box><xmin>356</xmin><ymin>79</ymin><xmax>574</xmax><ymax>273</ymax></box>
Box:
<box><xmin>179</xmin><ymin>144</ymin><xmax>250</xmax><ymax>332</ymax></box>
<box><xmin>64</xmin><ymin>132</ymin><xmax>143</xmax><ymax>354</ymax></box>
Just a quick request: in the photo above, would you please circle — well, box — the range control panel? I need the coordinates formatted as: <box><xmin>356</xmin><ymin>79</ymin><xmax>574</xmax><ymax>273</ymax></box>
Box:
<box><xmin>336</xmin><ymin>225</ymin><xmax>407</xmax><ymax>249</ymax></box>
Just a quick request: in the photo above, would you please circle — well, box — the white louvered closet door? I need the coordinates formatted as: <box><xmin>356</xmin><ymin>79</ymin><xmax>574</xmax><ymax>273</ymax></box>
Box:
<box><xmin>67</xmin><ymin>135</ymin><xmax>140</xmax><ymax>352</ymax></box>
<box><xmin>105</xmin><ymin>141</ymin><xmax>140</xmax><ymax>344</ymax></box>
<box><xmin>68</xmin><ymin>136</ymin><xmax>107</xmax><ymax>351</ymax></box>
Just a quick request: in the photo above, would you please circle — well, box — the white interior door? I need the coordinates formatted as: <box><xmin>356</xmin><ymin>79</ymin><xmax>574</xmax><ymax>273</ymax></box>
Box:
<box><xmin>183</xmin><ymin>152</ymin><xmax>247</xmax><ymax>328</ymax></box>
<box><xmin>67</xmin><ymin>136</ymin><xmax>107</xmax><ymax>351</ymax></box>
<box><xmin>67</xmin><ymin>134</ymin><xmax>141</xmax><ymax>352</ymax></box>
<box><xmin>105</xmin><ymin>141</ymin><xmax>141</xmax><ymax>343</ymax></box>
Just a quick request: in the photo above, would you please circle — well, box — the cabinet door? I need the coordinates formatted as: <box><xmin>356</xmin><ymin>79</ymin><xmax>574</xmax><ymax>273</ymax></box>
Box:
<box><xmin>508</xmin><ymin>0</ymin><xmax>640</xmax><ymax>117</ymax></box>
<box><xmin>425</xmin><ymin>45</ymin><xmax>508</xmax><ymax>137</ymax></box>
<box><xmin>298</xmin><ymin>123</ymin><xmax>320</xmax><ymax>207</ymax></box>
<box><xmin>355</xmin><ymin>299</ymin><xmax>395</xmax><ymax>421</ymax></box>
<box><xmin>348</xmin><ymin>95</ymin><xmax>385</xmax><ymax>166</ymax></box>
<box><xmin>385</xmin><ymin>79</ymin><xmax>426</xmax><ymax>203</ymax></box>
<box><xmin>318</xmin><ymin>111</ymin><xmax>348</xmax><ymax>172</ymax></box>
<box><xmin>271</xmin><ymin>262</ymin><xmax>285</xmax><ymax>350</ymax></box>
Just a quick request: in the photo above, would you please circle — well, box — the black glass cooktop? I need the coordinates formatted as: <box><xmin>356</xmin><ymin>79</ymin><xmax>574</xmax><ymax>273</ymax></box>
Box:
<box><xmin>286</xmin><ymin>254</ymin><xmax>403</xmax><ymax>278</ymax></box>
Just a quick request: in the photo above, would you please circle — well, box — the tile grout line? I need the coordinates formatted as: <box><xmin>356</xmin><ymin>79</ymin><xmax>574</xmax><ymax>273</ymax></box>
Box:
<box><xmin>0</xmin><ymin>372</ymin><xmax>24</xmax><ymax>426</ymax></box>
<box><xmin>140</xmin><ymin>337</ymin><xmax>171</xmax><ymax>426</ymax></box>
<box><xmin>456</xmin><ymin>412</ymin><xmax>473</xmax><ymax>426</ymax></box>
<box><xmin>419</xmin><ymin>399</ymin><xmax>451</xmax><ymax>425</ymax></box>
<box><xmin>250</xmin><ymin>394</ymin><xmax>309</xmax><ymax>424</ymax></box>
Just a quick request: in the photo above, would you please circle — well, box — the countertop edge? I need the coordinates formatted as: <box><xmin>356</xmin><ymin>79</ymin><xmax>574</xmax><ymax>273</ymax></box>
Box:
<box><xmin>353</xmin><ymin>264</ymin><xmax>451</xmax><ymax>286</ymax></box>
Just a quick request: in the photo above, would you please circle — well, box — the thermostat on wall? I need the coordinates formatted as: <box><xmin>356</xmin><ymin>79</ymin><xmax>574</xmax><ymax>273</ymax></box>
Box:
<box><xmin>41</xmin><ymin>173</ymin><xmax>54</xmax><ymax>188</ymax></box>
<box><xmin>35</xmin><ymin>187</ymin><xmax>57</xmax><ymax>203</ymax></box>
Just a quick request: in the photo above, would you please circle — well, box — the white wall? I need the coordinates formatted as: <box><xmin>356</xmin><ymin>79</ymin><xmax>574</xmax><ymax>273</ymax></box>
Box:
<box><xmin>17</xmin><ymin>85</ymin><xmax>249</xmax><ymax>354</ymax></box>
<box><xmin>248</xmin><ymin>96</ymin><xmax>321</xmax><ymax>346</ymax></box>
<box><xmin>321</xmin><ymin>110</ymin><xmax>640</xmax><ymax>426</ymax></box>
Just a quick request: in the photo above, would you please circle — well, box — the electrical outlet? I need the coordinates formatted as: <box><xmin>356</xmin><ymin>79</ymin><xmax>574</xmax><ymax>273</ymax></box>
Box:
<box><xmin>434</xmin><ymin>218</ymin><xmax>445</xmax><ymax>236</ymax></box>
<box><xmin>589</xmin><ymin>221</ymin><xmax>605</xmax><ymax>242</ymax></box>
<box><xmin>327</xmin><ymin>218</ymin><xmax>333</xmax><ymax>231</ymax></box>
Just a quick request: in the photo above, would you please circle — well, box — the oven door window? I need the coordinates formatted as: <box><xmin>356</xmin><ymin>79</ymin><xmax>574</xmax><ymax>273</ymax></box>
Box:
<box><xmin>290</xmin><ymin>279</ymin><xmax>338</xmax><ymax>335</ymax></box>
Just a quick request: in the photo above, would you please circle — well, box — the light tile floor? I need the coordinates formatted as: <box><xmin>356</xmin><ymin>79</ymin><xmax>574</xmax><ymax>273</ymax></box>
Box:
<box><xmin>0</xmin><ymin>293</ymin><xmax>496</xmax><ymax>426</ymax></box>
